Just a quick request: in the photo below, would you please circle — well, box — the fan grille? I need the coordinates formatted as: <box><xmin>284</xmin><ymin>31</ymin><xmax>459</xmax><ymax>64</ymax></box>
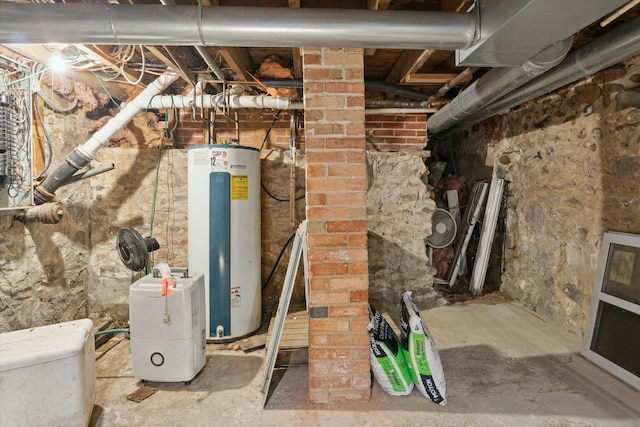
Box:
<box><xmin>427</xmin><ymin>209</ymin><xmax>457</xmax><ymax>248</ymax></box>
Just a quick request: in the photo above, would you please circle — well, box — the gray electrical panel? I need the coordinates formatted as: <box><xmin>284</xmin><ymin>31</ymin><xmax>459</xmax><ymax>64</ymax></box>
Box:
<box><xmin>0</xmin><ymin>55</ymin><xmax>33</xmax><ymax>213</ymax></box>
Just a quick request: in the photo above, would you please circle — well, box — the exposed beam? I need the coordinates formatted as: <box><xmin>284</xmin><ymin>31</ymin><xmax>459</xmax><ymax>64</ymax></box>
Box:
<box><xmin>367</xmin><ymin>0</ymin><xmax>391</xmax><ymax>9</ymax></box>
<box><xmin>365</xmin><ymin>0</ymin><xmax>392</xmax><ymax>56</ymax></box>
<box><xmin>288</xmin><ymin>0</ymin><xmax>303</xmax><ymax>78</ymax></box>
<box><xmin>218</xmin><ymin>47</ymin><xmax>254</xmax><ymax>80</ymax></box>
<box><xmin>145</xmin><ymin>46</ymin><xmax>195</xmax><ymax>86</ymax></box>
<box><xmin>402</xmin><ymin>73</ymin><xmax>472</xmax><ymax>85</ymax></box>
<box><xmin>292</xmin><ymin>48</ymin><xmax>303</xmax><ymax>79</ymax></box>
<box><xmin>441</xmin><ymin>0</ymin><xmax>473</xmax><ymax>12</ymax></box>
<box><xmin>385</xmin><ymin>49</ymin><xmax>436</xmax><ymax>84</ymax></box>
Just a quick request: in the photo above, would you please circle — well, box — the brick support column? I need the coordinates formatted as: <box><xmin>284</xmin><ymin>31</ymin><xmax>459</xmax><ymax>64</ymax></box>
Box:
<box><xmin>302</xmin><ymin>47</ymin><xmax>371</xmax><ymax>403</ymax></box>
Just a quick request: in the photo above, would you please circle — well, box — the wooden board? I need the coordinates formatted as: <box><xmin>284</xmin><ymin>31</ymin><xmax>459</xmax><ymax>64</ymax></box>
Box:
<box><xmin>266</xmin><ymin>309</ymin><xmax>309</xmax><ymax>350</ymax></box>
<box><xmin>238</xmin><ymin>333</ymin><xmax>267</xmax><ymax>352</ymax></box>
<box><xmin>95</xmin><ymin>336</ymin><xmax>124</xmax><ymax>361</ymax></box>
<box><xmin>264</xmin><ymin>308</ymin><xmax>399</xmax><ymax>350</ymax></box>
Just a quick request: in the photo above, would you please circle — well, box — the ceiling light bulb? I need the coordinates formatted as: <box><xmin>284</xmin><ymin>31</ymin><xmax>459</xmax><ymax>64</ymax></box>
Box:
<box><xmin>50</xmin><ymin>55</ymin><xmax>66</xmax><ymax>72</ymax></box>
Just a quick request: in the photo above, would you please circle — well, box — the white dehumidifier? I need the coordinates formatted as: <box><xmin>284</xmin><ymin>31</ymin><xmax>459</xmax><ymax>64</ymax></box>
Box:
<box><xmin>129</xmin><ymin>267</ymin><xmax>206</xmax><ymax>383</ymax></box>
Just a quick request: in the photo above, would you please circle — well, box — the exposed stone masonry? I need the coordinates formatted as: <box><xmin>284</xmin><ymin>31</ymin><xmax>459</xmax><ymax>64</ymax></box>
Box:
<box><xmin>450</xmin><ymin>56</ymin><xmax>640</xmax><ymax>333</ymax></box>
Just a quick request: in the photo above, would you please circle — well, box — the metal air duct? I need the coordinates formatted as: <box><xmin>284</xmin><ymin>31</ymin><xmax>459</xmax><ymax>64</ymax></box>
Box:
<box><xmin>427</xmin><ymin>37</ymin><xmax>573</xmax><ymax>135</ymax></box>
<box><xmin>0</xmin><ymin>4</ymin><xmax>476</xmax><ymax>50</ymax></box>
<box><xmin>443</xmin><ymin>15</ymin><xmax>640</xmax><ymax>134</ymax></box>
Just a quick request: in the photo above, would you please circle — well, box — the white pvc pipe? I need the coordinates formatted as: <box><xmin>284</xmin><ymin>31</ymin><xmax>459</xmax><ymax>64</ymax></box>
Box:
<box><xmin>77</xmin><ymin>73</ymin><xmax>178</xmax><ymax>158</ymax></box>
<box><xmin>140</xmin><ymin>94</ymin><xmax>304</xmax><ymax>110</ymax></box>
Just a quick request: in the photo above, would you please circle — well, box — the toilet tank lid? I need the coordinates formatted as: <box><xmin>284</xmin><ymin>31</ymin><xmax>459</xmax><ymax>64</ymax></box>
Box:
<box><xmin>0</xmin><ymin>318</ymin><xmax>94</xmax><ymax>372</ymax></box>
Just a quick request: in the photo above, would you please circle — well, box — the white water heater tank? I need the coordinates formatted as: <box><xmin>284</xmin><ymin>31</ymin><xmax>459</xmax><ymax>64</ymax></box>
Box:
<box><xmin>188</xmin><ymin>145</ymin><xmax>261</xmax><ymax>341</ymax></box>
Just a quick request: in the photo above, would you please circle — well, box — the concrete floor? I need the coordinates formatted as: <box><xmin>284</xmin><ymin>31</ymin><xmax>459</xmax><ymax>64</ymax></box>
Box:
<box><xmin>92</xmin><ymin>301</ymin><xmax>640</xmax><ymax>426</ymax></box>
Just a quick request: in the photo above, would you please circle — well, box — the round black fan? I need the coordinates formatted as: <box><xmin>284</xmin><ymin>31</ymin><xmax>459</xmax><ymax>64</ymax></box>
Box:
<box><xmin>427</xmin><ymin>208</ymin><xmax>457</xmax><ymax>249</ymax></box>
<box><xmin>116</xmin><ymin>228</ymin><xmax>160</xmax><ymax>271</ymax></box>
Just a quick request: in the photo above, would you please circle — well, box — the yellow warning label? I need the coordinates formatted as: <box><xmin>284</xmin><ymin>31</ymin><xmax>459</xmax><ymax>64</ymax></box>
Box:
<box><xmin>231</xmin><ymin>175</ymin><xmax>249</xmax><ymax>200</ymax></box>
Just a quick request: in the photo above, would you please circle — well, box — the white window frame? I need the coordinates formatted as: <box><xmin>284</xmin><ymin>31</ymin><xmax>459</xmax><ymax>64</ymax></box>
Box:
<box><xmin>581</xmin><ymin>231</ymin><xmax>640</xmax><ymax>390</ymax></box>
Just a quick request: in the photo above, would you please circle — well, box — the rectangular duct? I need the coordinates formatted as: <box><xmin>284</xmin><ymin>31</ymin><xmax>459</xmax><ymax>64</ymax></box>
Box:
<box><xmin>456</xmin><ymin>0</ymin><xmax>629</xmax><ymax>66</ymax></box>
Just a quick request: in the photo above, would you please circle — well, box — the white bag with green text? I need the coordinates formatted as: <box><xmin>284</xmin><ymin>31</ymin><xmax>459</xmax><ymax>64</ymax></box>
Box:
<box><xmin>368</xmin><ymin>304</ymin><xmax>414</xmax><ymax>396</ymax></box>
<box><xmin>400</xmin><ymin>291</ymin><xmax>447</xmax><ymax>405</ymax></box>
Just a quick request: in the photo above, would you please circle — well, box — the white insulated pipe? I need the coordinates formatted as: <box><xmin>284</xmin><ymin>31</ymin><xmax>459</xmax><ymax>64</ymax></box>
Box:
<box><xmin>141</xmin><ymin>94</ymin><xmax>304</xmax><ymax>110</ymax></box>
<box><xmin>0</xmin><ymin>4</ymin><xmax>476</xmax><ymax>50</ymax></box>
<box><xmin>78</xmin><ymin>73</ymin><xmax>179</xmax><ymax>158</ymax></box>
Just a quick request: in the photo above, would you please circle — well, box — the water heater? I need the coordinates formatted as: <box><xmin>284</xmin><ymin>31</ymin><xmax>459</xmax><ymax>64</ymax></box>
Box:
<box><xmin>188</xmin><ymin>145</ymin><xmax>261</xmax><ymax>341</ymax></box>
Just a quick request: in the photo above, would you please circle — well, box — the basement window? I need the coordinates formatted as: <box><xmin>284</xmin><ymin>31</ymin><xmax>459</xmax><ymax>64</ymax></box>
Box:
<box><xmin>582</xmin><ymin>232</ymin><xmax>640</xmax><ymax>390</ymax></box>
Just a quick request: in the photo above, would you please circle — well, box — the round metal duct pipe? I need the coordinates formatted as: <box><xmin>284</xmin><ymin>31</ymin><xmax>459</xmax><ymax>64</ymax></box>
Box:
<box><xmin>0</xmin><ymin>4</ymin><xmax>476</xmax><ymax>50</ymax></box>
<box><xmin>427</xmin><ymin>37</ymin><xmax>573</xmax><ymax>135</ymax></box>
<box><xmin>443</xmin><ymin>14</ymin><xmax>640</xmax><ymax>134</ymax></box>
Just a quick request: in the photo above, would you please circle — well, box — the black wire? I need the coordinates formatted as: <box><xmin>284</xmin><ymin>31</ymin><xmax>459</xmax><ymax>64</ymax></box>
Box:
<box><xmin>262</xmin><ymin>233</ymin><xmax>296</xmax><ymax>290</ymax></box>
<box><xmin>259</xmin><ymin>109</ymin><xmax>305</xmax><ymax>201</ymax></box>
<box><xmin>261</xmin><ymin>180</ymin><xmax>305</xmax><ymax>202</ymax></box>
<box><xmin>33</xmin><ymin>97</ymin><xmax>53</xmax><ymax>179</ymax></box>
<box><xmin>259</xmin><ymin>109</ymin><xmax>283</xmax><ymax>151</ymax></box>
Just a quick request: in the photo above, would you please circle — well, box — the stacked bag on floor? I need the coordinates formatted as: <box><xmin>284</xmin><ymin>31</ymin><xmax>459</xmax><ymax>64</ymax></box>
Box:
<box><xmin>367</xmin><ymin>304</ymin><xmax>414</xmax><ymax>396</ymax></box>
<box><xmin>400</xmin><ymin>291</ymin><xmax>447</xmax><ymax>405</ymax></box>
<box><xmin>368</xmin><ymin>291</ymin><xmax>447</xmax><ymax>405</ymax></box>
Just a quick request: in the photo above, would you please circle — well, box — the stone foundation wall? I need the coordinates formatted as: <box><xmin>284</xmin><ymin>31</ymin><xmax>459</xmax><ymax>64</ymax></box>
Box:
<box><xmin>367</xmin><ymin>152</ymin><xmax>443</xmax><ymax>320</ymax></box>
<box><xmin>0</xmin><ymin>109</ymin><xmax>93</xmax><ymax>332</ymax></box>
<box><xmin>449</xmin><ymin>56</ymin><xmax>640</xmax><ymax>333</ymax></box>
